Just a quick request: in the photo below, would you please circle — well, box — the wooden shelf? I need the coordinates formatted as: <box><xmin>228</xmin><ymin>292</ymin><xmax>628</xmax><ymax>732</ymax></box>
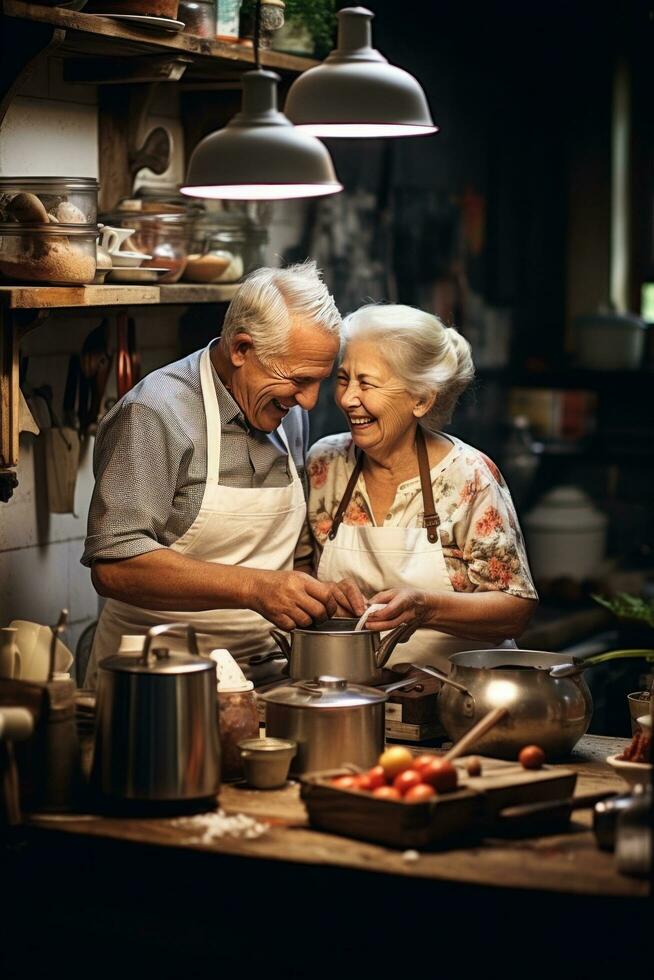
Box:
<box><xmin>1</xmin><ymin>2</ymin><xmax>318</xmax><ymax>81</ymax></box>
<box><xmin>0</xmin><ymin>282</ymin><xmax>238</xmax><ymax>309</ymax></box>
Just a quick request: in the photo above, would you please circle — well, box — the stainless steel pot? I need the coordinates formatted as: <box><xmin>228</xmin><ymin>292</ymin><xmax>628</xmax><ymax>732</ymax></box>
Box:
<box><xmin>263</xmin><ymin>675</ymin><xmax>387</xmax><ymax>775</ymax></box>
<box><xmin>257</xmin><ymin>618</ymin><xmax>415</xmax><ymax>685</ymax></box>
<box><xmin>436</xmin><ymin>649</ymin><xmax>594</xmax><ymax>760</ymax></box>
<box><xmin>91</xmin><ymin>623</ymin><xmax>221</xmax><ymax>804</ymax></box>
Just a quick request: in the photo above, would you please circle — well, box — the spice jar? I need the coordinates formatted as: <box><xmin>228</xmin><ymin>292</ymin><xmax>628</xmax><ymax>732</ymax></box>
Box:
<box><xmin>212</xmin><ymin>650</ymin><xmax>259</xmax><ymax>781</ymax></box>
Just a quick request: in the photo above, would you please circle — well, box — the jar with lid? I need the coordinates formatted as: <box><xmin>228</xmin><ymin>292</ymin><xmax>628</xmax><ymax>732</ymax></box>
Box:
<box><xmin>101</xmin><ymin>210</ymin><xmax>189</xmax><ymax>283</ymax></box>
<box><xmin>212</xmin><ymin>650</ymin><xmax>259</xmax><ymax>781</ymax></box>
<box><xmin>179</xmin><ymin>1</ymin><xmax>216</xmax><ymax>37</ymax></box>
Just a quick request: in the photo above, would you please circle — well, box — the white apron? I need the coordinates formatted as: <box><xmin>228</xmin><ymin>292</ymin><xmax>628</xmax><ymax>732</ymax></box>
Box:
<box><xmin>317</xmin><ymin>430</ymin><xmax>508</xmax><ymax>673</ymax></box>
<box><xmin>86</xmin><ymin>345</ymin><xmax>306</xmax><ymax>686</ymax></box>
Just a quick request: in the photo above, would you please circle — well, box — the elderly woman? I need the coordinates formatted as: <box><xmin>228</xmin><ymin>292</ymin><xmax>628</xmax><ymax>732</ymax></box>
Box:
<box><xmin>307</xmin><ymin>304</ymin><xmax>537</xmax><ymax>670</ymax></box>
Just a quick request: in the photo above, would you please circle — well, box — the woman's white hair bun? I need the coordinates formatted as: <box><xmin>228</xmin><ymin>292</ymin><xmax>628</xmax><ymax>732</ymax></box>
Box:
<box><xmin>341</xmin><ymin>303</ymin><xmax>475</xmax><ymax>429</ymax></box>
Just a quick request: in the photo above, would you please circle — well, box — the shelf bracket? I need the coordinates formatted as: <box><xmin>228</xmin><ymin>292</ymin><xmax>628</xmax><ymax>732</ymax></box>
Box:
<box><xmin>0</xmin><ymin>14</ymin><xmax>65</xmax><ymax>128</ymax></box>
<box><xmin>64</xmin><ymin>54</ymin><xmax>192</xmax><ymax>86</ymax></box>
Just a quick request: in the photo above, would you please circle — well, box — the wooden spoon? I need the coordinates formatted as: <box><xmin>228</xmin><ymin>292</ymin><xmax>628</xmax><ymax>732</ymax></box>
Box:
<box><xmin>443</xmin><ymin>706</ymin><xmax>509</xmax><ymax>762</ymax></box>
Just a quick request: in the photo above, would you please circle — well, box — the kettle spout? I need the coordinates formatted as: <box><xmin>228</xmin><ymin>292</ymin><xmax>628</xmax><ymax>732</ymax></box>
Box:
<box><xmin>375</xmin><ymin>622</ymin><xmax>416</xmax><ymax>669</ymax></box>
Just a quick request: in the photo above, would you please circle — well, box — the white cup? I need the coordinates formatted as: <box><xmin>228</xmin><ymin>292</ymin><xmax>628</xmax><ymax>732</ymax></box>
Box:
<box><xmin>0</xmin><ymin>627</ymin><xmax>21</xmax><ymax>680</ymax></box>
<box><xmin>100</xmin><ymin>225</ymin><xmax>135</xmax><ymax>254</ymax></box>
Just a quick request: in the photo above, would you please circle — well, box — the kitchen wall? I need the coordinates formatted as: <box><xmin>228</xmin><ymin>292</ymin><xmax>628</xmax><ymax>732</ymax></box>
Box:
<box><xmin>0</xmin><ymin>57</ymin><xmax>303</xmax><ymax>659</ymax></box>
<box><xmin>0</xmin><ymin>60</ymin><xmax>185</xmax><ymax>656</ymax></box>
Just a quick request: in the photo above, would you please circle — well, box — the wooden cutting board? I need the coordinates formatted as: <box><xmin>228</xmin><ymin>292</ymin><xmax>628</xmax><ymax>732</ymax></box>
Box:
<box><xmin>300</xmin><ymin>757</ymin><xmax>577</xmax><ymax>849</ymax></box>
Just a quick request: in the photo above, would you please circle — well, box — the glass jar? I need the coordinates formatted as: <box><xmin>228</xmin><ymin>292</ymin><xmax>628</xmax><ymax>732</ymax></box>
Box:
<box><xmin>102</xmin><ymin>211</ymin><xmax>189</xmax><ymax>283</ymax></box>
<box><xmin>0</xmin><ymin>224</ymin><xmax>97</xmax><ymax>284</ymax></box>
<box><xmin>179</xmin><ymin>0</ymin><xmax>216</xmax><ymax>37</ymax></box>
<box><xmin>185</xmin><ymin>228</ymin><xmax>246</xmax><ymax>283</ymax></box>
<box><xmin>217</xmin><ymin>688</ymin><xmax>260</xmax><ymax>781</ymax></box>
<box><xmin>0</xmin><ymin>176</ymin><xmax>99</xmax><ymax>225</ymax></box>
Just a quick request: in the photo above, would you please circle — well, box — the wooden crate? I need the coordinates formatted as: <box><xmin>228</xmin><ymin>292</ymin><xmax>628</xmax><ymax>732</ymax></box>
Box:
<box><xmin>300</xmin><ymin>756</ymin><xmax>577</xmax><ymax>850</ymax></box>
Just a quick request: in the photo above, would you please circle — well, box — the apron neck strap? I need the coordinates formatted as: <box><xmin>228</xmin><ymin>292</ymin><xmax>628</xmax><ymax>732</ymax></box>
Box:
<box><xmin>328</xmin><ymin>447</ymin><xmax>364</xmax><ymax>540</ymax></box>
<box><xmin>328</xmin><ymin>427</ymin><xmax>440</xmax><ymax>543</ymax></box>
<box><xmin>416</xmin><ymin>426</ymin><xmax>440</xmax><ymax>543</ymax></box>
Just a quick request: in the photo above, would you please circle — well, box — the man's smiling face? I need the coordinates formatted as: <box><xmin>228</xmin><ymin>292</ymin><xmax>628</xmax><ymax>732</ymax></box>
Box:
<box><xmin>229</xmin><ymin>318</ymin><xmax>339</xmax><ymax>432</ymax></box>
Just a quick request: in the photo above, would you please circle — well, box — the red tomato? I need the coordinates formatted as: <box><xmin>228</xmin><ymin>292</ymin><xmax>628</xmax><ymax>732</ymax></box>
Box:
<box><xmin>404</xmin><ymin>783</ymin><xmax>437</xmax><ymax>803</ymax></box>
<box><xmin>372</xmin><ymin>786</ymin><xmax>402</xmax><ymax>801</ymax></box>
<box><xmin>393</xmin><ymin>769</ymin><xmax>423</xmax><ymax>795</ymax></box>
<box><xmin>412</xmin><ymin>754</ymin><xmax>437</xmax><ymax>774</ymax></box>
<box><xmin>366</xmin><ymin>765</ymin><xmax>387</xmax><ymax>790</ymax></box>
<box><xmin>420</xmin><ymin>758</ymin><xmax>458</xmax><ymax>793</ymax></box>
<box><xmin>519</xmin><ymin>745</ymin><xmax>546</xmax><ymax>770</ymax></box>
<box><xmin>355</xmin><ymin>774</ymin><xmax>373</xmax><ymax>791</ymax></box>
<box><xmin>331</xmin><ymin>775</ymin><xmax>358</xmax><ymax>790</ymax></box>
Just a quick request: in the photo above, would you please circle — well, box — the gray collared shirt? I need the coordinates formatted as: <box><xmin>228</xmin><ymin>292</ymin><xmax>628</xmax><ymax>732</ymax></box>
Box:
<box><xmin>82</xmin><ymin>346</ymin><xmax>310</xmax><ymax>567</ymax></box>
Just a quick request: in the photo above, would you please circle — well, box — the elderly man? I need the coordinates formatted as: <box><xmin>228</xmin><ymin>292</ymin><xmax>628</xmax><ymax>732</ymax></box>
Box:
<box><xmin>83</xmin><ymin>261</ymin><xmax>346</xmax><ymax>684</ymax></box>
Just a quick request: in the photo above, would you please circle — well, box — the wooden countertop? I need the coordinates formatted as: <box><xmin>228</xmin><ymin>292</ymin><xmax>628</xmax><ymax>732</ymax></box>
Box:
<box><xmin>25</xmin><ymin>735</ymin><xmax>649</xmax><ymax>899</ymax></box>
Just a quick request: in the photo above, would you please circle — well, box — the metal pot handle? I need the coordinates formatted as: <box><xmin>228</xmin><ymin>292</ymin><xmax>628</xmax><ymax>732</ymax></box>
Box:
<box><xmin>411</xmin><ymin>662</ymin><xmax>473</xmax><ymax>696</ymax></box>
<box><xmin>141</xmin><ymin>622</ymin><xmax>199</xmax><ymax>665</ymax></box>
<box><xmin>375</xmin><ymin>621</ymin><xmax>416</xmax><ymax>669</ymax></box>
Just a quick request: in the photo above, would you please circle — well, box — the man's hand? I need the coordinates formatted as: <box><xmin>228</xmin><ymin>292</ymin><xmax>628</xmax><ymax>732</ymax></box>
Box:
<box><xmin>364</xmin><ymin>589</ymin><xmax>431</xmax><ymax>632</ymax></box>
<box><xmin>248</xmin><ymin>569</ymin><xmax>338</xmax><ymax>631</ymax></box>
<box><xmin>331</xmin><ymin>578</ymin><xmax>367</xmax><ymax>618</ymax></box>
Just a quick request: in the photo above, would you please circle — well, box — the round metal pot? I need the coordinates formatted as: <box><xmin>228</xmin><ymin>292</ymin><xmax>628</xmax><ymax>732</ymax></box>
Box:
<box><xmin>92</xmin><ymin>623</ymin><xmax>221</xmax><ymax>804</ymax></box>
<box><xmin>262</xmin><ymin>676</ymin><xmax>387</xmax><ymax>775</ymax></box>
<box><xmin>437</xmin><ymin>649</ymin><xmax>593</xmax><ymax>760</ymax></box>
<box><xmin>257</xmin><ymin>618</ymin><xmax>414</xmax><ymax>685</ymax></box>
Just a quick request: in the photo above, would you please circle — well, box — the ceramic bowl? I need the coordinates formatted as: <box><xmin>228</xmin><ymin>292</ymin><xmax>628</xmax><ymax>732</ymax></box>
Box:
<box><xmin>108</xmin><ymin>251</ymin><xmax>151</xmax><ymax>268</ymax></box>
<box><xmin>606</xmin><ymin>754</ymin><xmax>652</xmax><ymax>789</ymax></box>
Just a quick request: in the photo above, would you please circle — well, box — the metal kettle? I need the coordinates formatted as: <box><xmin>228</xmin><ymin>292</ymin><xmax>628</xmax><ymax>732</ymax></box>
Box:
<box><xmin>91</xmin><ymin>623</ymin><xmax>221</xmax><ymax>805</ymax></box>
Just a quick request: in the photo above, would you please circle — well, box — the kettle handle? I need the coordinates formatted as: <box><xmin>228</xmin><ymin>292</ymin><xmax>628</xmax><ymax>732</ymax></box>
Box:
<box><xmin>375</xmin><ymin>621</ymin><xmax>416</xmax><ymax>669</ymax></box>
<box><xmin>141</xmin><ymin>622</ymin><xmax>200</xmax><ymax>664</ymax></box>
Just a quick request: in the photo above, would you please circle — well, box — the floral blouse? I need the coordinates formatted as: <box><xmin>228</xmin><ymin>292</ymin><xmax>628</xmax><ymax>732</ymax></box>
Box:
<box><xmin>307</xmin><ymin>432</ymin><xmax>538</xmax><ymax>600</ymax></box>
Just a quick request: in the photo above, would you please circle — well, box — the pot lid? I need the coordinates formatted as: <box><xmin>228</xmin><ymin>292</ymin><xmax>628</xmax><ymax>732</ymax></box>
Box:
<box><xmin>523</xmin><ymin>485</ymin><xmax>607</xmax><ymax>532</ymax></box>
<box><xmin>100</xmin><ymin>648</ymin><xmax>214</xmax><ymax>675</ymax></box>
<box><xmin>261</xmin><ymin>675</ymin><xmax>386</xmax><ymax>708</ymax></box>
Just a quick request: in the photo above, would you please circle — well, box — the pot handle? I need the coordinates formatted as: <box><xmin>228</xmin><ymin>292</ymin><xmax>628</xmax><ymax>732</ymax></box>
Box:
<box><xmin>269</xmin><ymin>629</ymin><xmax>291</xmax><ymax>660</ymax></box>
<box><xmin>375</xmin><ymin>622</ymin><xmax>416</xmax><ymax>669</ymax></box>
<box><xmin>141</xmin><ymin>622</ymin><xmax>199</xmax><ymax>665</ymax></box>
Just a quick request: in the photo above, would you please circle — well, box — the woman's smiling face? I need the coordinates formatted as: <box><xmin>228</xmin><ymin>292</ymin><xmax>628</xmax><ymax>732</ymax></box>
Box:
<box><xmin>335</xmin><ymin>339</ymin><xmax>424</xmax><ymax>455</ymax></box>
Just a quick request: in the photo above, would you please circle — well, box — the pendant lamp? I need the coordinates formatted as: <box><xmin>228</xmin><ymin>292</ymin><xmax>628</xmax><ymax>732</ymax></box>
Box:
<box><xmin>285</xmin><ymin>6</ymin><xmax>437</xmax><ymax>138</ymax></box>
<box><xmin>181</xmin><ymin>69</ymin><xmax>342</xmax><ymax>200</ymax></box>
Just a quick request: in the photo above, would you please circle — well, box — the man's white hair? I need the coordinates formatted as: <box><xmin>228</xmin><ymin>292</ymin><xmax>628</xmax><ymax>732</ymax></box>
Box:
<box><xmin>221</xmin><ymin>260</ymin><xmax>341</xmax><ymax>362</ymax></box>
<box><xmin>342</xmin><ymin>304</ymin><xmax>475</xmax><ymax>430</ymax></box>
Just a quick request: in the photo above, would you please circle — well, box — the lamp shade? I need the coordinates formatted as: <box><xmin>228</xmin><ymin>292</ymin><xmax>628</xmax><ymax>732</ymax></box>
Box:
<box><xmin>285</xmin><ymin>7</ymin><xmax>437</xmax><ymax>138</ymax></box>
<box><xmin>181</xmin><ymin>70</ymin><xmax>343</xmax><ymax>200</ymax></box>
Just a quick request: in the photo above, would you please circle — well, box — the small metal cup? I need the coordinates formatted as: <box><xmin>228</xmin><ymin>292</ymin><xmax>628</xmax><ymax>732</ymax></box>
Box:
<box><xmin>627</xmin><ymin>692</ymin><xmax>651</xmax><ymax>735</ymax></box>
<box><xmin>238</xmin><ymin>737</ymin><xmax>297</xmax><ymax>790</ymax></box>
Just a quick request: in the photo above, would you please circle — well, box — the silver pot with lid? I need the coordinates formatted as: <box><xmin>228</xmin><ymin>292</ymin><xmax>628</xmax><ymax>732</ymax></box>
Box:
<box><xmin>91</xmin><ymin>623</ymin><xmax>221</xmax><ymax>806</ymax></box>
<box><xmin>263</xmin><ymin>675</ymin><xmax>387</xmax><ymax>775</ymax></box>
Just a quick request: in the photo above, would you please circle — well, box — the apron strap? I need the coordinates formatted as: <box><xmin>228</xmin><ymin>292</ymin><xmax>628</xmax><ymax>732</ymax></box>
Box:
<box><xmin>327</xmin><ymin>449</ymin><xmax>364</xmax><ymax>540</ymax></box>
<box><xmin>328</xmin><ymin>428</ymin><xmax>440</xmax><ymax>544</ymax></box>
<box><xmin>416</xmin><ymin>426</ymin><xmax>440</xmax><ymax>543</ymax></box>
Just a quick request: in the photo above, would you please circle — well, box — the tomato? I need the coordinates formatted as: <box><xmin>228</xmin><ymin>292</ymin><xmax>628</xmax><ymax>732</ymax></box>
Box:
<box><xmin>355</xmin><ymin>773</ymin><xmax>373</xmax><ymax>791</ymax></box>
<box><xmin>372</xmin><ymin>786</ymin><xmax>402</xmax><ymax>801</ymax></box>
<box><xmin>331</xmin><ymin>775</ymin><xmax>359</xmax><ymax>790</ymax></box>
<box><xmin>465</xmin><ymin>756</ymin><xmax>482</xmax><ymax>777</ymax></box>
<box><xmin>393</xmin><ymin>769</ymin><xmax>423</xmax><ymax>795</ymax></box>
<box><xmin>366</xmin><ymin>765</ymin><xmax>387</xmax><ymax>790</ymax></box>
<box><xmin>420</xmin><ymin>758</ymin><xmax>458</xmax><ymax>793</ymax></box>
<box><xmin>404</xmin><ymin>783</ymin><xmax>436</xmax><ymax>803</ymax></box>
<box><xmin>519</xmin><ymin>745</ymin><xmax>546</xmax><ymax>770</ymax></box>
<box><xmin>378</xmin><ymin>746</ymin><xmax>414</xmax><ymax>780</ymax></box>
<box><xmin>412</xmin><ymin>754</ymin><xmax>437</xmax><ymax>774</ymax></box>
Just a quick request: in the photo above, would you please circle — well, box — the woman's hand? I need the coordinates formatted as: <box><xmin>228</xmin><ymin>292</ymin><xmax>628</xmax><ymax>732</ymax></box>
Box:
<box><xmin>331</xmin><ymin>578</ymin><xmax>368</xmax><ymax>618</ymax></box>
<box><xmin>364</xmin><ymin>589</ymin><xmax>432</xmax><ymax>631</ymax></box>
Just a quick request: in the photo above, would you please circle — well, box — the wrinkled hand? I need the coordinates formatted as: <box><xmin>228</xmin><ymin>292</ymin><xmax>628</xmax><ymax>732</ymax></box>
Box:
<box><xmin>250</xmin><ymin>570</ymin><xmax>337</xmax><ymax>631</ymax></box>
<box><xmin>330</xmin><ymin>578</ymin><xmax>367</xmax><ymax>618</ymax></box>
<box><xmin>364</xmin><ymin>589</ymin><xmax>431</xmax><ymax>632</ymax></box>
